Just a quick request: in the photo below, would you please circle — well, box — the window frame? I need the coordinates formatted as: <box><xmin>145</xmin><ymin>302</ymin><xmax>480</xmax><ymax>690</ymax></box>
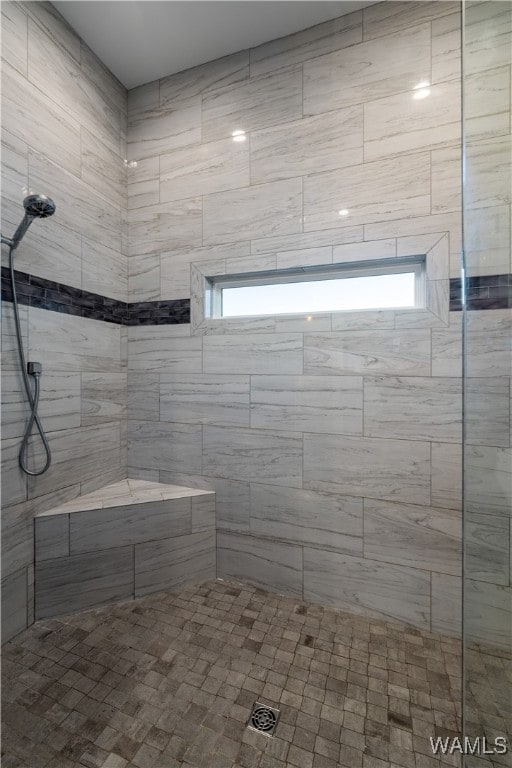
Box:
<box><xmin>207</xmin><ymin>256</ymin><xmax>426</xmax><ymax>319</ymax></box>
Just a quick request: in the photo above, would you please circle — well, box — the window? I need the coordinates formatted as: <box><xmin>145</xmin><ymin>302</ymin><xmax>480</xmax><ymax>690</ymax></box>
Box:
<box><xmin>207</xmin><ymin>257</ymin><xmax>425</xmax><ymax>319</ymax></box>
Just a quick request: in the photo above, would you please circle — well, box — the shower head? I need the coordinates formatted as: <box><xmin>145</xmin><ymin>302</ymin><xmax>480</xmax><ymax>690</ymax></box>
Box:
<box><xmin>10</xmin><ymin>194</ymin><xmax>56</xmax><ymax>250</ymax></box>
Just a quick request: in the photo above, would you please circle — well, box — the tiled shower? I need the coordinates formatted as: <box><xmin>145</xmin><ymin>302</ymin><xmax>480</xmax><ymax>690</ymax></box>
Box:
<box><xmin>1</xmin><ymin>1</ymin><xmax>510</xmax><ymax>767</ymax></box>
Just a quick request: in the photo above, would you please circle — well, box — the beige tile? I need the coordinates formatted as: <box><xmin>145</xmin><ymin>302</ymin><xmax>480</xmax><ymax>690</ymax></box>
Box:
<box><xmin>432</xmin><ymin>11</ymin><xmax>461</xmax><ymax>85</ymax></box>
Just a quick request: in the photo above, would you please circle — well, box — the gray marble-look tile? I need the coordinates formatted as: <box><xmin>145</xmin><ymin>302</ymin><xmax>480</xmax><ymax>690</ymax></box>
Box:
<box><xmin>364</xmin><ymin>211</ymin><xmax>462</xmax><ymax>259</ymax></box>
<box><xmin>466</xmin><ymin>310</ymin><xmax>512</xmax><ymax>377</ymax></box>
<box><xmin>81</xmin><ymin>372</ymin><xmax>127</xmax><ymax>426</ymax></box>
<box><xmin>1</xmin><ymin>567</ymin><xmax>28</xmax><ymax>642</ymax></box>
<box><xmin>25</xmin><ymin>1</ymin><xmax>81</xmax><ymax>62</ymax></box>
<box><xmin>303</xmin><ymin>153</ymin><xmax>430</xmax><ymax>231</ymax></box>
<box><xmin>0</xmin><ymin>128</ymin><xmax>28</xmax><ymax>213</ymax></box>
<box><xmin>275</xmin><ymin>245</ymin><xmax>332</xmax><ymax>270</ymax></box>
<box><xmin>69</xmin><ymin>498</ymin><xmax>192</xmax><ymax>554</ymax></box>
<box><xmin>160</xmin><ymin>50</ymin><xmax>249</xmax><ymax>106</ymax></box>
<box><xmin>303</xmin><ymin>548</ymin><xmax>431</xmax><ymax>629</ymax></box>
<box><xmin>431</xmin><ymin>442</ymin><xmax>462</xmax><ymax>511</ymax></box>
<box><xmin>465</xmin><ymin>378</ymin><xmax>510</xmax><ymax>448</ymax></box>
<box><xmin>28</xmin><ymin>308</ymin><xmax>122</xmax><ymax>373</ymax></box>
<box><xmin>192</xmin><ymin>494</ymin><xmax>216</xmax><ymax>533</ymax></box>
<box><xmin>304</xmin><ymin>22</ymin><xmax>430</xmax><ymax>114</ymax></box>
<box><xmin>364</xmin><ymin>376</ymin><xmax>462</xmax><ymax>443</ymax></box>
<box><xmin>1</xmin><ymin>499</ymin><xmax>33</xmax><ymax>577</ymax></box>
<box><xmin>128</xmin><ymin>325</ymin><xmax>201</xmax><ymax>374</ymax></box>
<box><xmin>2</xmin><ymin>62</ymin><xmax>81</xmax><ymax>178</ymax></box>
<box><xmin>203</xmin><ymin>426</ymin><xmax>302</xmax><ymax>488</ymax></box>
<box><xmin>203</xmin><ymin>333</ymin><xmax>302</xmax><ymax>375</ymax></box>
<box><xmin>160</xmin><ymin>136</ymin><xmax>249</xmax><ymax>202</ymax></box>
<box><xmin>1</xmin><ymin>1</ymin><xmax>27</xmax><ymax>76</ymax></box>
<box><xmin>363</xmin><ymin>498</ymin><xmax>461</xmax><ymax>576</ymax></box>
<box><xmin>35</xmin><ymin>546</ymin><xmax>134</xmax><ymax>619</ymax></box>
<box><xmin>465</xmin><ymin>512</ymin><xmax>510</xmax><ymax>586</ymax></box>
<box><xmin>465</xmin><ymin>135</ymin><xmax>512</xmax><ymax>211</ymax></box>
<box><xmin>35</xmin><ymin>515</ymin><xmax>70</xmax><ymax>562</ymax></box>
<box><xmin>432</xmin><ymin>11</ymin><xmax>461</xmax><ymax>85</ymax></box>
<box><xmin>160</xmin><ymin>374</ymin><xmax>250</xmax><ymax>427</ymax></box>
<box><xmin>128</xmin><ymin>252</ymin><xmax>161</xmax><ymax>301</ymax></box>
<box><xmin>304</xmin><ymin>328</ymin><xmax>430</xmax><ymax>376</ymax></box>
<box><xmin>127</xmin><ymin>155</ymin><xmax>160</xmax><ymax>210</ymax></box>
<box><xmin>81</xmin><ymin>127</ymin><xmax>126</xmax><ymax>210</ymax></box>
<box><xmin>217</xmin><ymin>531</ymin><xmax>302</xmax><ymax>597</ymax></box>
<box><xmin>80</xmin><ymin>39</ymin><xmax>127</xmax><ymax>115</ymax></box>
<box><xmin>332</xmin><ymin>238</ymin><xmax>396</xmax><ymax>264</ymax></box>
<box><xmin>304</xmin><ymin>433</ymin><xmax>431</xmax><ymax>505</ymax></box>
<box><xmin>432</xmin><ymin>313</ymin><xmax>462</xmax><ymax>377</ymax></box>
<box><xmin>1</xmin><ymin>436</ymin><xmax>28</xmax><ymax>508</ymax></box>
<box><xmin>363</xmin><ymin>1</ymin><xmax>459</xmax><ymax>39</ymax></box>
<box><xmin>464</xmin><ymin>204</ymin><xmax>510</xmax><ymax>276</ymax></box>
<box><xmin>465</xmin><ymin>579</ymin><xmax>511</xmax><ymax>650</ymax></box>
<box><xmin>202</xmin><ymin>65</ymin><xmax>302</xmax><ymax>142</ymax></box>
<box><xmin>127</xmin><ymin>98</ymin><xmax>201</xmax><ymax>161</ymax></box>
<box><xmin>128</xmin><ymin>197</ymin><xmax>202</xmax><ymax>256</ymax></box>
<box><xmin>431</xmin><ymin>147</ymin><xmax>462</xmax><ymax>215</ymax></box>
<box><xmin>251</xmin><ymin>107</ymin><xmax>363</xmax><ymax>184</ymax></box>
<box><xmin>159</xmin><ymin>471</ymin><xmax>250</xmax><ymax>533</ymax></box>
<box><xmin>127</xmin><ymin>372</ymin><xmax>160</xmax><ymax>421</ymax></box>
<box><xmin>465</xmin><ymin>445</ymin><xmax>512</xmax><ymax>517</ymax></box>
<box><xmin>363</xmin><ymin>80</ymin><xmax>460</xmax><ymax>162</ymax></box>
<box><xmin>2</xmin><ymin>370</ymin><xmax>81</xmax><ymax>439</ymax></box>
<box><xmin>135</xmin><ymin>530</ymin><xmax>215</xmax><ymax>596</ymax></box>
<box><xmin>250</xmin><ymin>483</ymin><xmax>362</xmax><ymax>554</ymax></box>
<box><xmin>331</xmin><ymin>310</ymin><xmax>396</xmax><ymax>331</ymax></box>
<box><xmin>250</xmin><ymin>11</ymin><xmax>362</xmax><ymax>76</ymax></box>
<box><xmin>463</xmin><ymin>0</ymin><xmax>511</xmax><ymax>77</ymax></box>
<box><xmin>251</xmin><ymin>224</ymin><xmax>364</xmax><ymax>256</ymax></box>
<box><xmin>203</xmin><ymin>177</ymin><xmax>302</xmax><ymax>245</ymax></box>
<box><xmin>464</xmin><ymin>65</ymin><xmax>510</xmax><ymax>142</ymax></box>
<box><xmin>431</xmin><ymin>573</ymin><xmax>462</xmax><ymax>637</ymax></box>
<box><xmin>250</xmin><ymin>375</ymin><xmax>363</xmax><ymax>435</ymax></box>
<box><xmin>128</xmin><ymin>420</ymin><xmax>202</xmax><ymax>474</ymax></box>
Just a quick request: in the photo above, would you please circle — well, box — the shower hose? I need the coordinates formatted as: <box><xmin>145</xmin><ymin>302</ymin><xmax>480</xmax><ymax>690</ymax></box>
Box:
<box><xmin>8</xmin><ymin>245</ymin><xmax>52</xmax><ymax>475</ymax></box>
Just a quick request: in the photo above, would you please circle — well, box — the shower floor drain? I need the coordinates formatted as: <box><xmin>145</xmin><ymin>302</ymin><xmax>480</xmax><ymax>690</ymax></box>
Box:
<box><xmin>248</xmin><ymin>703</ymin><xmax>280</xmax><ymax>736</ymax></box>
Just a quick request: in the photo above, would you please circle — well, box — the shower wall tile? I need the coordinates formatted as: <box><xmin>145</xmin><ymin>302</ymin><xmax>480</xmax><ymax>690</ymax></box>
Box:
<box><xmin>303</xmin><ymin>548</ymin><xmax>431</xmax><ymax>629</ymax></box>
<box><xmin>465</xmin><ymin>513</ymin><xmax>510</xmax><ymax>585</ymax></box>
<box><xmin>160</xmin><ymin>50</ymin><xmax>249</xmax><ymax>107</ymax></box>
<box><xmin>135</xmin><ymin>530</ymin><xmax>216</xmax><ymax>596</ymax></box>
<box><xmin>303</xmin><ymin>433</ymin><xmax>431</xmax><ymax>505</ymax></box>
<box><xmin>81</xmin><ymin>127</ymin><xmax>127</xmax><ymax>210</ymax></box>
<box><xmin>127</xmin><ymin>372</ymin><xmax>160</xmax><ymax>421</ymax></box>
<box><xmin>465</xmin><ymin>445</ymin><xmax>512</xmax><ymax>517</ymax></box>
<box><xmin>303</xmin><ymin>23</ymin><xmax>430</xmax><ymax>115</ymax></box>
<box><xmin>128</xmin><ymin>420</ymin><xmax>202</xmax><ymax>474</ymax></box>
<box><xmin>128</xmin><ymin>197</ymin><xmax>202</xmax><ymax>255</ymax></box>
<box><xmin>464</xmin><ymin>66</ymin><xmax>511</xmax><ymax>142</ymax></box>
<box><xmin>217</xmin><ymin>531</ymin><xmax>303</xmax><ymax>597</ymax></box>
<box><xmin>431</xmin><ymin>11</ymin><xmax>462</xmax><ymax>85</ymax></box>
<box><xmin>1</xmin><ymin>567</ymin><xmax>29</xmax><ymax>642</ymax></box>
<box><xmin>203</xmin><ymin>426</ymin><xmax>303</xmax><ymax>487</ymax></box>
<box><xmin>128</xmin><ymin>252</ymin><xmax>160</xmax><ymax>301</ymax></box>
<box><xmin>127</xmin><ymin>156</ymin><xmax>160</xmax><ymax>210</ymax></box>
<box><xmin>250</xmin><ymin>11</ymin><xmax>362</xmax><ymax>77</ymax></box>
<box><xmin>250</xmin><ymin>107</ymin><xmax>363</xmax><ymax>184</ymax></box>
<box><xmin>250</xmin><ymin>483</ymin><xmax>363</xmax><ymax>554</ymax></box>
<box><xmin>431</xmin><ymin>573</ymin><xmax>462</xmax><ymax>636</ymax></box>
<box><xmin>2</xmin><ymin>437</ymin><xmax>28</xmax><ymax>508</ymax></box>
<box><xmin>364</xmin><ymin>498</ymin><xmax>461</xmax><ymax>576</ymax></box>
<box><xmin>304</xmin><ymin>329</ymin><xmax>431</xmax><ymax>376</ymax></box>
<box><xmin>303</xmin><ymin>153</ymin><xmax>430</xmax><ymax>231</ymax></box>
<box><xmin>431</xmin><ymin>146</ymin><xmax>462</xmax><ymax>214</ymax></box>
<box><xmin>81</xmin><ymin>239</ymin><xmax>127</xmax><ymax>302</ymax></box>
<box><xmin>160</xmin><ymin>137</ymin><xmax>249</xmax><ymax>202</ymax></box>
<box><xmin>466</xmin><ymin>309</ymin><xmax>512</xmax><ymax>377</ymax></box>
<box><xmin>363</xmin><ymin>376</ymin><xmax>462</xmax><ymax>443</ymax></box>
<box><xmin>2</xmin><ymin>499</ymin><xmax>34</xmax><ymax>577</ymax></box>
<box><xmin>1</xmin><ymin>2</ymin><xmax>28</xmax><ymax>76</ymax></box>
<box><xmin>362</xmin><ymin>1</ymin><xmax>459</xmax><ymax>40</ymax></box>
<box><xmin>250</xmin><ymin>375</ymin><xmax>363</xmax><ymax>435</ymax></box>
<box><xmin>203</xmin><ymin>333</ymin><xmax>302</xmax><ymax>375</ymax></box>
<box><xmin>363</xmin><ymin>81</ymin><xmax>460</xmax><ymax>162</ymax></box>
<box><xmin>81</xmin><ymin>372</ymin><xmax>127</xmax><ymax>426</ymax></box>
<box><xmin>431</xmin><ymin>442</ymin><xmax>462</xmax><ymax>511</ymax></box>
<box><xmin>202</xmin><ymin>178</ymin><xmax>302</xmax><ymax>245</ymax></box>
<box><xmin>35</xmin><ymin>546</ymin><xmax>134</xmax><ymax>619</ymax></box>
<box><xmin>128</xmin><ymin>325</ymin><xmax>201</xmax><ymax>373</ymax></box>
<box><xmin>201</xmin><ymin>66</ymin><xmax>302</xmax><ymax>142</ymax></box>
<box><xmin>127</xmin><ymin>99</ymin><xmax>201</xmax><ymax>161</ymax></box>
<box><xmin>250</xmin><ymin>225</ymin><xmax>364</xmax><ymax>256</ymax></box>
<box><xmin>35</xmin><ymin>515</ymin><xmax>69</xmax><ymax>561</ymax></box>
<box><xmin>465</xmin><ymin>378</ymin><xmax>510</xmax><ymax>447</ymax></box>
<box><xmin>160</xmin><ymin>374</ymin><xmax>250</xmax><ymax>427</ymax></box>
<box><xmin>432</xmin><ymin>314</ymin><xmax>462</xmax><ymax>376</ymax></box>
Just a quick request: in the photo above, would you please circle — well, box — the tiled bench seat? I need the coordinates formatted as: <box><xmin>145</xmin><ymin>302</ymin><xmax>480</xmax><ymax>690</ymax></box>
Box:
<box><xmin>34</xmin><ymin>479</ymin><xmax>215</xmax><ymax>619</ymax></box>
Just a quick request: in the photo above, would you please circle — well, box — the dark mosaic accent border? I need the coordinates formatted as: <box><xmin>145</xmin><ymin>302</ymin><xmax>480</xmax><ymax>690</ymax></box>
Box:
<box><xmin>1</xmin><ymin>268</ymin><xmax>510</xmax><ymax>324</ymax></box>
<box><xmin>1</xmin><ymin>267</ymin><xmax>190</xmax><ymax>325</ymax></box>
<box><xmin>450</xmin><ymin>274</ymin><xmax>512</xmax><ymax>311</ymax></box>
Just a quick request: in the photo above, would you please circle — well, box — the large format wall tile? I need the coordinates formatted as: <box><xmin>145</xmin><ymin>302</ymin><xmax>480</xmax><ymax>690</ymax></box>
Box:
<box><xmin>364</xmin><ymin>376</ymin><xmax>462</xmax><ymax>443</ymax></box>
<box><xmin>362</xmin><ymin>1</ymin><xmax>459</xmax><ymax>40</ymax></box>
<box><xmin>303</xmin><ymin>153</ymin><xmax>430</xmax><ymax>231</ymax></box>
<box><xmin>304</xmin><ymin>329</ymin><xmax>431</xmax><ymax>376</ymax></box>
<box><xmin>431</xmin><ymin>573</ymin><xmax>462</xmax><ymax>637</ymax></box>
<box><xmin>135</xmin><ymin>531</ymin><xmax>215</xmax><ymax>596</ymax></box>
<box><xmin>128</xmin><ymin>326</ymin><xmax>202</xmax><ymax>373</ymax></box>
<box><xmin>431</xmin><ymin>442</ymin><xmax>462</xmax><ymax>511</ymax></box>
<box><xmin>81</xmin><ymin>372</ymin><xmax>127</xmax><ymax>426</ymax></box>
<box><xmin>160</xmin><ymin>50</ymin><xmax>249</xmax><ymax>106</ymax></box>
<box><xmin>250</xmin><ymin>483</ymin><xmax>362</xmax><ymax>554</ymax></box>
<box><xmin>203</xmin><ymin>334</ymin><xmax>302</xmax><ymax>375</ymax></box>
<box><xmin>202</xmin><ymin>66</ymin><xmax>302</xmax><ymax>142</ymax></box>
<box><xmin>217</xmin><ymin>531</ymin><xmax>302</xmax><ymax>597</ymax></box>
<box><xmin>304</xmin><ymin>433</ymin><xmax>431</xmax><ymax>505</ymax></box>
<box><xmin>160</xmin><ymin>374</ymin><xmax>250</xmax><ymax>427</ymax></box>
<box><xmin>1</xmin><ymin>568</ymin><xmax>28</xmax><ymax>641</ymax></box>
<box><xmin>128</xmin><ymin>420</ymin><xmax>202</xmax><ymax>474</ymax></box>
<box><xmin>203</xmin><ymin>178</ymin><xmax>302</xmax><ymax>244</ymax></box>
<box><xmin>465</xmin><ymin>445</ymin><xmax>512</xmax><ymax>517</ymax></box>
<box><xmin>304</xmin><ymin>548</ymin><xmax>431</xmax><ymax>629</ymax></box>
<box><xmin>304</xmin><ymin>23</ymin><xmax>430</xmax><ymax>114</ymax></box>
<box><xmin>35</xmin><ymin>546</ymin><xmax>134</xmax><ymax>619</ymax></box>
<box><xmin>2</xmin><ymin>371</ymin><xmax>81</xmax><ymax>439</ymax></box>
<box><xmin>35</xmin><ymin>515</ymin><xmax>69</xmax><ymax>561</ymax></box>
<box><xmin>364</xmin><ymin>499</ymin><xmax>461</xmax><ymax>576</ymax></box>
<box><xmin>127</xmin><ymin>99</ymin><xmax>201</xmax><ymax>161</ymax></box>
<box><xmin>250</xmin><ymin>375</ymin><xmax>363</xmax><ymax>435</ymax></box>
<box><xmin>2</xmin><ymin>500</ymin><xmax>34</xmax><ymax>577</ymax></box>
<box><xmin>250</xmin><ymin>108</ymin><xmax>363</xmax><ymax>184</ymax></box>
<box><xmin>203</xmin><ymin>426</ymin><xmax>303</xmax><ymax>487</ymax></box>
<box><xmin>129</xmin><ymin>197</ymin><xmax>202</xmax><ymax>255</ymax></box>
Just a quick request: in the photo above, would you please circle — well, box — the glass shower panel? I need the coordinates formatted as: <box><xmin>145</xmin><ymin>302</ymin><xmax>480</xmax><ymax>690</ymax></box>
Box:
<box><xmin>462</xmin><ymin>1</ymin><xmax>512</xmax><ymax>765</ymax></box>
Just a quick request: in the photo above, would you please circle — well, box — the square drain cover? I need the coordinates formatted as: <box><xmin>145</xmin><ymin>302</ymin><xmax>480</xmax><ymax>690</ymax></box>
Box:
<box><xmin>248</xmin><ymin>702</ymin><xmax>280</xmax><ymax>736</ymax></box>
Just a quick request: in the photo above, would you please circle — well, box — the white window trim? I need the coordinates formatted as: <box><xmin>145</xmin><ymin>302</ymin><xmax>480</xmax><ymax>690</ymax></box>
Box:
<box><xmin>208</xmin><ymin>256</ymin><xmax>426</xmax><ymax>319</ymax></box>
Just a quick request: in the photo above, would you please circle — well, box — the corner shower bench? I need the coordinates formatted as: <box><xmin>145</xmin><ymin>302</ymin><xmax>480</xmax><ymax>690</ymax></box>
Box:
<box><xmin>33</xmin><ymin>478</ymin><xmax>216</xmax><ymax>619</ymax></box>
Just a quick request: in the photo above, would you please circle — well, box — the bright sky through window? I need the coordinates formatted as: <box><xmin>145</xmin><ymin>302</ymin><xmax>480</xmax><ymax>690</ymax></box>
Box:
<box><xmin>221</xmin><ymin>271</ymin><xmax>416</xmax><ymax>317</ymax></box>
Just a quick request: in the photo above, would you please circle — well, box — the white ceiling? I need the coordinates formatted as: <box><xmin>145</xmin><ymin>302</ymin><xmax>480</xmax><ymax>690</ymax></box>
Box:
<box><xmin>53</xmin><ymin>1</ymin><xmax>374</xmax><ymax>89</ymax></box>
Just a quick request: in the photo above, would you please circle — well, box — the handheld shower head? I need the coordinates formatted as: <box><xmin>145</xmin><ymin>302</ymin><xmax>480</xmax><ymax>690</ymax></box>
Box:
<box><xmin>10</xmin><ymin>194</ymin><xmax>56</xmax><ymax>250</ymax></box>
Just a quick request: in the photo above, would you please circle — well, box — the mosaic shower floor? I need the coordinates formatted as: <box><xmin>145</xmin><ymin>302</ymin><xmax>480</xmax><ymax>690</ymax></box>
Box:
<box><xmin>2</xmin><ymin>579</ymin><xmax>462</xmax><ymax>768</ymax></box>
